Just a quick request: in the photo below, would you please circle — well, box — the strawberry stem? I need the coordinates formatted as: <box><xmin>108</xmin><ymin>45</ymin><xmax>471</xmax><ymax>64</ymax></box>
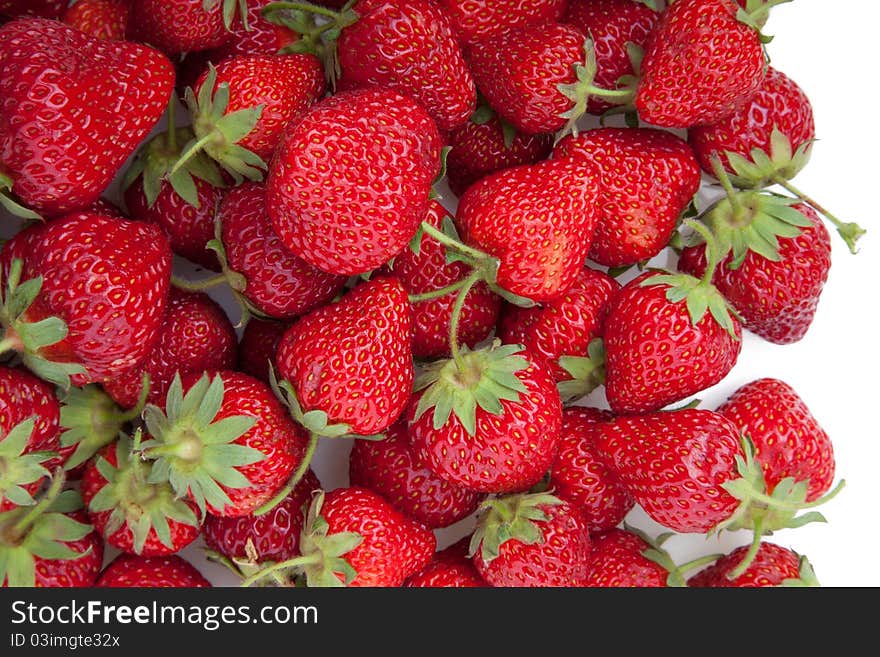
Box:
<box><xmin>419</xmin><ymin>221</ymin><xmax>486</xmax><ymax>265</ymax></box>
<box><xmin>727</xmin><ymin>515</ymin><xmax>764</xmax><ymax>580</ymax></box>
<box><xmin>0</xmin><ymin>335</ymin><xmax>21</xmax><ymax>356</ymax></box>
<box><xmin>263</xmin><ymin>1</ymin><xmax>341</xmax><ymax>21</ymax></box>
<box><xmin>710</xmin><ymin>155</ymin><xmax>747</xmax><ymax>224</ymax></box>
<box><xmin>408</xmin><ymin>277</ymin><xmax>474</xmax><ymax>304</ymax></box>
<box><xmin>685</xmin><ymin>219</ymin><xmax>723</xmax><ymax>286</ymax></box>
<box><xmin>252</xmin><ymin>432</ymin><xmax>319</xmax><ymax>516</ymax></box>
<box><xmin>11</xmin><ymin>470</ymin><xmax>65</xmax><ymax>536</ymax></box>
<box><xmin>166</xmin><ymin>99</ymin><xmax>178</xmax><ymax>152</ymax></box>
<box><xmin>170</xmin><ymin>273</ymin><xmax>229</xmax><ymax>292</ymax></box>
<box><xmin>448</xmin><ymin>272</ymin><xmax>482</xmax><ymax>371</ymax></box>
<box><xmin>239</xmin><ymin>552</ymin><xmax>322</xmax><ymax>587</ymax></box>
<box><xmin>772</xmin><ymin>176</ymin><xmax>865</xmax><ymax>254</ymax></box>
<box><xmin>169</xmin><ymin>133</ymin><xmax>216</xmax><ymax>178</ymax></box>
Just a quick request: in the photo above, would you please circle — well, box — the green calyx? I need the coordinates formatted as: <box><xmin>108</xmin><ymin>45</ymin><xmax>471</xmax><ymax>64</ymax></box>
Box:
<box><xmin>0</xmin><ymin>418</ymin><xmax>55</xmax><ymax>507</ymax></box>
<box><xmin>468</xmin><ymin>492</ymin><xmax>563</xmax><ymax>564</ymax></box>
<box><xmin>736</xmin><ymin>0</ymin><xmax>794</xmax><ymax>32</ymax></box>
<box><xmin>122</xmin><ymin>118</ymin><xmax>225</xmax><ymax>210</ymax></box>
<box><xmin>88</xmin><ymin>433</ymin><xmax>200</xmax><ymax>555</ymax></box>
<box><xmin>240</xmin><ymin>490</ymin><xmax>362</xmax><ymax>588</ymax></box>
<box><xmin>0</xmin><ymin>258</ymin><xmax>85</xmax><ymax>389</ymax></box>
<box><xmin>0</xmin><ymin>473</ymin><xmax>92</xmax><ymax>587</ymax></box>
<box><xmin>714</xmin><ymin>435</ymin><xmax>845</xmax><ymax>579</ymax></box>
<box><xmin>557</xmin><ymin>39</ymin><xmax>637</xmax><ymax>142</ymax></box>
<box><xmin>175</xmin><ymin>65</ymin><xmax>267</xmax><ymax>185</ymax></box>
<box><xmin>623</xmin><ymin>523</ymin><xmax>723</xmax><ymax>588</ymax></box>
<box><xmin>780</xmin><ymin>554</ymin><xmax>821</xmax><ymax>587</ymax></box>
<box><xmin>721</xmin><ymin>127</ymin><xmax>813</xmax><ymax>190</ymax></box>
<box><xmin>262</xmin><ymin>1</ymin><xmax>360</xmax><ymax>89</ymax></box>
<box><xmin>470</xmin><ymin>102</ymin><xmax>518</xmax><ymax>150</ymax></box>
<box><xmin>0</xmin><ymin>171</ymin><xmax>40</xmax><ymax>220</ymax></box>
<box><xmin>138</xmin><ymin>372</ymin><xmax>264</xmax><ymax>516</ymax></box>
<box><xmin>413</xmin><ymin>341</ymin><xmax>529</xmax><ymax>438</ymax></box>
<box><xmin>557</xmin><ymin>338</ymin><xmax>606</xmax><ymax>405</ymax></box>
<box><xmin>59</xmin><ymin>380</ymin><xmax>148</xmax><ymax>472</ymax></box>
<box><xmin>202</xmin><ymin>0</ymin><xmax>248</xmax><ymax>31</ymax></box>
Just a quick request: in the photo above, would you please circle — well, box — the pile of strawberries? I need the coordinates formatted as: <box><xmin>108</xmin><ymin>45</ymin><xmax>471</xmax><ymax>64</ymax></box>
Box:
<box><xmin>0</xmin><ymin>0</ymin><xmax>864</xmax><ymax>588</ymax></box>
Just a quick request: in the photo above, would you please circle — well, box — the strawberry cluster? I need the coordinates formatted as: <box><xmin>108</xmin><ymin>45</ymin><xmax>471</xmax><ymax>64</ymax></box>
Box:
<box><xmin>0</xmin><ymin>0</ymin><xmax>862</xmax><ymax>588</ymax></box>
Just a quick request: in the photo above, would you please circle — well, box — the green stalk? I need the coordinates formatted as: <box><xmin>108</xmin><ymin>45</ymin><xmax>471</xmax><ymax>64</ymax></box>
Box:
<box><xmin>239</xmin><ymin>553</ymin><xmax>321</xmax><ymax>588</ymax></box>
<box><xmin>263</xmin><ymin>0</ymin><xmax>341</xmax><ymax>21</ymax></box>
<box><xmin>447</xmin><ymin>272</ymin><xmax>482</xmax><ymax>372</ymax></box>
<box><xmin>170</xmin><ymin>273</ymin><xmax>229</xmax><ymax>293</ymax></box>
<box><xmin>0</xmin><ymin>335</ymin><xmax>21</xmax><ymax>356</ymax></box>
<box><xmin>727</xmin><ymin>516</ymin><xmax>764</xmax><ymax>580</ymax></box>
<box><xmin>166</xmin><ymin>99</ymin><xmax>178</xmax><ymax>152</ymax></box>
<box><xmin>11</xmin><ymin>471</ymin><xmax>65</xmax><ymax>536</ymax></box>
<box><xmin>419</xmin><ymin>221</ymin><xmax>487</xmax><ymax>265</ymax></box>
<box><xmin>169</xmin><ymin>133</ymin><xmax>216</xmax><ymax>177</ymax></box>
<box><xmin>710</xmin><ymin>155</ymin><xmax>746</xmax><ymax>226</ymax></box>
<box><xmin>408</xmin><ymin>277</ymin><xmax>473</xmax><ymax>304</ymax></box>
<box><xmin>253</xmin><ymin>433</ymin><xmax>319</xmax><ymax>516</ymax></box>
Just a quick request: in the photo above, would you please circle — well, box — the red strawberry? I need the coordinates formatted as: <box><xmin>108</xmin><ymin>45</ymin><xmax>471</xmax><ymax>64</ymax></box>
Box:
<box><xmin>0</xmin><ymin>0</ymin><xmax>67</xmax><ymax>19</ymax></box>
<box><xmin>603</xmin><ymin>270</ymin><xmax>742</xmax><ymax>414</ymax></box>
<box><xmin>215</xmin><ymin>182</ymin><xmax>346</xmax><ymax>321</ymax></box>
<box><xmin>1</xmin><ymin>477</ymin><xmax>104</xmax><ymax>587</ymax></box>
<box><xmin>140</xmin><ymin>370</ymin><xmax>309</xmax><ymax>517</ymax></box>
<box><xmin>274</xmin><ymin>276</ymin><xmax>414</xmax><ymax>437</ymax></box>
<box><xmin>267</xmin><ymin>88</ymin><xmax>441</xmax><ymax>276</ymax></box>
<box><xmin>548</xmin><ymin>407</ymin><xmax>634</xmax><ymax>532</ymax></box>
<box><xmin>63</xmin><ymin>0</ymin><xmax>129</xmax><ymax>40</ymax></box>
<box><xmin>101</xmin><ymin>288</ymin><xmax>238</xmax><ymax>410</ymax></box>
<box><xmin>96</xmin><ymin>553</ymin><xmax>211</xmax><ymax>587</ymax></box>
<box><xmin>456</xmin><ymin>158</ymin><xmax>600</xmax><ymax>302</ymax></box>
<box><xmin>404</xmin><ymin>539</ymin><xmax>487</xmax><ymax>587</ymax></box>
<box><xmin>688</xmin><ymin>67</ymin><xmax>814</xmax><ymax>188</ymax></box>
<box><xmin>470</xmin><ymin>493</ymin><xmax>592</xmax><ymax>587</ymax></box>
<box><xmin>237</xmin><ymin>318</ymin><xmax>291</xmax><ymax>384</ymax></box>
<box><xmin>688</xmin><ymin>541</ymin><xmax>818</xmax><ymax>587</ymax></box>
<box><xmin>497</xmin><ymin>266</ymin><xmax>619</xmax><ymax>385</ymax></box>
<box><xmin>128</xmin><ymin>0</ymin><xmax>236</xmax><ymax>55</ymax></box>
<box><xmin>383</xmin><ymin>201</ymin><xmax>499</xmax><ymax>360</ymax></box>
<box><xmin>584</xmin><ymin>528</ymin><xmax>670</xmax><ymax>588</ymax></box>
<box><xmin>81</xmin><ymin>435</ymin><xmax>202</xmax><ymax>556</ymax></box>
<box><xmin>123</xmin><ymin>125</ymin><xmax>226</xmax><ymax>271</ymax></box>
<box><xmin>330</xmin><ymin>0</ymin><xmax>476</xmax><ymax>131</ymax></box>
<box><xmin>716</xmin><ymin>378</ymin><xmax>836</xmax><ymax>503</ymax></box>
<box><xmin>0</xmin><ymin>18</ymin><xmax>174</xmax><ymax>216</ymax></box>
<box><xmin>562</xmin><ymin>0</ymin><xmax>660</xmax><ymax>115</ymax></box>
<box><xmin>0</xmin><ymin>212</ymin><xmax>172</xmax><ymax>387</ymax></box>
<box><xmin>183</xmin><ymin>53</ymin><xmax>326</xmax><ymax>176</ymax></box>
<box><xmin>634</xmin><ymin>0</ymin><xmax>767</xmax><ymax>128</ymax></box>
<box><xmin>553</xmin><ymin>127</ymin><xmax>701</xmax><ymax>267</ymax></box>
<box><xmin>466</xmin><ymin>22</ymin><xmax>590</xmax><ymax>136</ymax></box>
<box><xmin>349</xmin><ymin>420</ymin><xmax>483</xmax><ymax>529</ymax></box>
<box><xmin>445</xmin><ymin>108</ymin><xmax>553</xmax><ymax>197</ymax></box>
<box><xmin>203</xmin><ymin>469</ymin><xmax>321</xmax><ymax>567</ymax></box>
<box><xmin>408</xmin><ymin>345</ymin><xmax>562</xmax><ymax>494</ymax></box>
<box><xmin>0</xmin><ymin>365</ymin><xmax>67</xmax><ymax>511</ymax></box>
<box><xmin>244</xmin><ymin>487</ymin><xmax>435</xmax><ymax>587</ymax></box>
<box><xmin>678</xmin><ymin>203</ymin><xmax>831</xmax><ymax>345</ymax></box>
<box><xmin>438</xmin><ymin>0</ymin><xmax>567</xmax><ymax>48</ymax></box>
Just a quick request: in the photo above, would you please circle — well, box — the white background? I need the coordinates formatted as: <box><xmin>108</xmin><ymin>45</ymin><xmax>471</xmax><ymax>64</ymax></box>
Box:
<box><xmin>2</xmin><ymin>2</ymin><xmax>879</xmax><ymax>587</ymax></box>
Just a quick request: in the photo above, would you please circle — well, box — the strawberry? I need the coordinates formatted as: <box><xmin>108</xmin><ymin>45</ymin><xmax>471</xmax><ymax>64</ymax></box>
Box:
<box><xmin>553</xmin><ymin>127</ymin><xmax>701</xmax><ymax>267</ymax></box>
<box><xmin>0</xmin><ymin>365</ymin><xmax>68</xmax><ymax>511</ymax></box>
<box><xmin>687</xmin><ymin>541</ymin><xmax>818</xmax><ymax>587</ymax></box>
<box><xmin>64</xmin><ymin>0</ymin><xmax>130</xmax><ymax>40</ymax></box>
<box><xmin>584</xmin><ymin>528</ymin><xmax>670</xmax><ymax>588</ymax></box>
<box><xmin>603</xmin><ymin>270</ymin><xmax>741</xmax><ymax>414</ymax></box>
<box><xmin>269</xmin><ymin>0</ymin><xmax>475</xmax><ymax>131</ymax></box>
<box><xmin>0</xmin><ymin>18</ymin><xmax>174</xmax><ymax>216</ymax></box>
<box><xmin>266</xmin><ymin>88</ymin><xmax>441</xmax><ymax>276</ymax></box>
<box><xmin>561</xmin><ymin>0</ymin><xmax>660</xmax><ymax>115</ymax></box>
<box><xmin>445</xmin><ymin>107</ymin><xmax>553</xmax><ymax>198</ymax></box>
<box><xmin>678</xmin><ymin>203</ymin><xmax>831</xmax><ymax>345</ymax></box>
<box><xmin>81</xmin><ymin>434</ymin><xmax>202</xmax><ymax>556</ymax></box>
<box><xmin>456</xmin><ymin>158</ymin><xmax>601</xmax><ymax>302</ymax></box>
<box><xmin>213</xmin><ymin>182</ymin><xmax>347</xmax><ymax>321</ymax></box>
<box><xmin>274</xmin><ymin>276</ymin><xmax>414</xmax><ymax>437</ymax></box>
<box><xmin>349</xmin><ymin>420</ymin><xmax>483</xmax><ymax>529</ymax></box>
<box><xmin>101</xmin><ymin>288</ymin><xmax>238</xmax><ymax>410</ymax></box>
<box><xmin>634</xmin><ymin>0</ymin><xmax>768</xmax><ymax>128</ymax></box>
<box><xmin>0</xmin><ymin>0</ymin><xmax>67</xmax><ymax>19</ymax></box>
<box><xmin>177</xmin><ymin>53</ymin><xmax>326</xmax><ymax>181</ymax></box>
<box><xmin>139</xmin><ymin>370</ymin><xmax>309</xmax><ymax>517</ymax></box>
<box><xmin>404</xmin><ymin>539</ymin><xmax>487</xmax><ymax>588</ymax></box>
<box><xmin>383</xmin><ymin>201</ymin><xmax>499</xmax><ymax>360</ymax></box>
<box><xmin>548</xmin><ymin>407</ymin><xmax>634</xmax><ymax>532</ymax></box>
<box><xmin>243</xmin><ymin>487</ymin><xmax>436</xmax><ymax>587</ymax></box>
<box><xmin>123</xmin><ymin>124</ymin><xmax>226</xmax><ymax>271</ymax></box>
<box><xmin>1</xmin><ymin>477</ymin><xmax>104</xmax><ymax>587</ymax></box>
<box><xmin>496</xmin><ymin>266</ymin><xmax>618</xmax><ymax>389</ymax></box>
<box><xmin>128</xmin><ymin>0</ymin><xmax>238</xmax><ymax>55</ymax></box>
<box><xmin>237</xmin><ymin>318</ymin><xmax>291</xmax><ymax>384</ymax></box>
<box><xmin>466</xmin><ymin>22</ymin><xmax>591</xmax><ymax>136</ymax></box>
<box><xmin>437</xmin><ymin>0</ymin><xmax>568</xmax><ymax>49</ymax></box>
<box><xmin>408</xmin><ymin>345</ymin><xmax>562</xmax><ymax>494</ymax></box>
<box><xmin>0</xmin><ymin>211</ymin><xmax>173</xmax><ymax>387</ymax></box>
<box><xmin>470</xmin><ymin>493</ymin><xmax>592</xmax><ymax>587</ymax></box>
<box><xmin>96</xmin><ymin>553</ymin><xmax>211</xmax><ymax>587</ymax></box>
<box><xmin>715</xmin><ymin>378</ymin><xmax>836</xmax><ymax>503</ymax></box>
<box><xmin>203</xmin><ymin>469</ymin><xmax>321</xmax><ymax>567</ymax></box>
